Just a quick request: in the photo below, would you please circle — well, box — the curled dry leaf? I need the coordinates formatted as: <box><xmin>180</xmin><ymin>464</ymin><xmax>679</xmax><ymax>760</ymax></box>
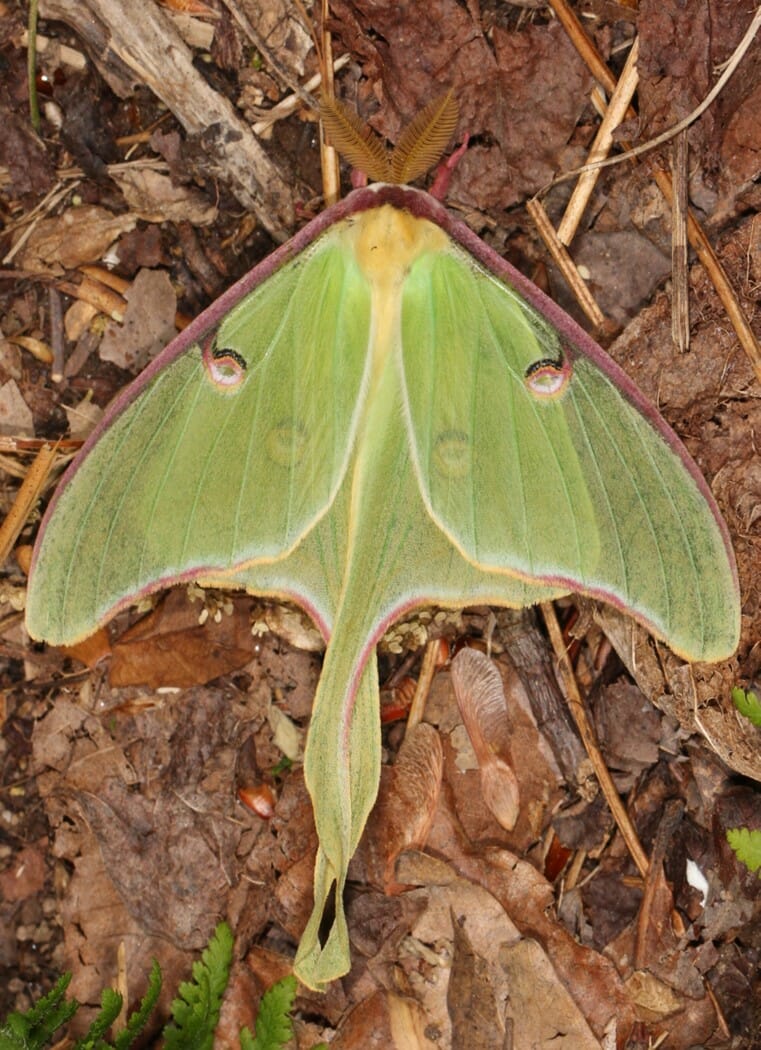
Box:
<box><xmin>450</xmin><ymin>647</ymin><xmax>520</xmax><ymax>830</ymax></box>
<box><xmin>257</xmin><ymin>603</ymin><xmax>325</xmax><ymax>652</ymax></box>
<box><xmin>7</xmin><ymin>335</ymin><xmax>54</xmax><ymax>364</ymax></box>
<box><xmin>64</xmin><ymin>298</ymin><xmax>100</xmax><ymax>342</ymax></box>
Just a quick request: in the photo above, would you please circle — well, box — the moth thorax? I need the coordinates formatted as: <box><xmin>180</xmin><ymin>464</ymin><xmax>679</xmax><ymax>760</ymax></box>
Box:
<box><xmin>350</xmin><ymin>205</ymin><xmax>448</xmax><ymax>289</ymax></box>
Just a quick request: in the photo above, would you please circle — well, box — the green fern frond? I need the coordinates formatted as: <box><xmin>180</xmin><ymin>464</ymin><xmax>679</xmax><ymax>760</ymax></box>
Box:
<box><xmin>0</xmin><ymin>973</ymin><xmax>77</xmax><ymax>1050</ymax></box>
<box><xmin>239</xmin><ymin>975</ymin><xmax>296</xmax><ymax>1050</ymax></box>
<box><xmin>163</xmin><ymin>923</ymin><xmax>233</xmax><ymax>1050</ymax></box>
<box><xmin>114</xmin><ymin>960</ymin><xmax>162</xmax><ymax>1050</ymax></box>
<box><xmin>72</xmin><ymin>988</ymin><xmax>123</xmax><ymax>1050</ymax></box>
<box><xmin>727</xmin><ymin>827</ymin><xmax>761</xmax><ymax>875</ymax></box>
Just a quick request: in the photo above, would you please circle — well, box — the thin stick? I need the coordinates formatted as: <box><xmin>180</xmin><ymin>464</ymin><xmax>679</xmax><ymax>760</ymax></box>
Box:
<box><xmin>48</xmin><ymin>285</ymin><xmax>64</xmax><ymax>383</ymax></box>
<box><xmin>318</xmin><ymin>0</ymin><xmax>341</xmax><ymax>206</ymax></box>
<box><xmin>251</xmin><ymin>54</ymin><xmax>350</xmax><ymax>137</ymax></box>
<box><xmin>27</xmin><ymin>0</ymin><xmax>40</xmax><ymax>132</ymax></box>
<box><xmin>556</xmin><ymin>36</ymin><xmax>640</xmax><ymax>246</ymax></box>
<box><xmin>549</xmin><ymin>4</ymin><xmax>761</xmax><ymax>179</ymax></box>
<box><xmin>655</xmin><ymin>167</ymin><xmax>761</xmax><ymax>383</ymax></box>
<box><xmin>670</xmin><ymin>132</ymin><xmax>690</xmax><ymax>352</ymax></box>
<box><xmin>0</xmin><ymin>445</ymin><xmax>58</xmax><ymax>564</ymax></box>
<box><xmin>406</xmin><ymin>639</ymin><xmax>442</xmax><ymax>733</ymax></box>
<box><xmin>541</xmin><ymin>601</ymin><xmax>650</xmax><ymax>878</ymax></box>
<box><xmin>526</xmin><ymin>198</ymin><xmax>605</xmax><ymax>329</ymax></box>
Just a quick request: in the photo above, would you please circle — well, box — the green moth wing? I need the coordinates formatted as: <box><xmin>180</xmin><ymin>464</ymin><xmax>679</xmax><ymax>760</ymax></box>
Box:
<box><xmin>26</xmin><ymin>227</ymin><xmax>373</xmax><ymax>643</ymax></box>
<box><xmin>25</xmin><ymin>183</ymin><xmax>740</xmax><ymax>990</ymax></box>
<box><xmin>399</xmin><ymin>220</ymin><xmax>739</xmax><ymax>661</ymax></box>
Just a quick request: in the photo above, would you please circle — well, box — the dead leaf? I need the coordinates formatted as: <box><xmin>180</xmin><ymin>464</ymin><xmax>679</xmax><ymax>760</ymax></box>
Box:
<box><xmin>63</xmin><ymin>396</ymin><xmax>103</xmax><ymax>440</ymax></box>
<box><xmin>99</xmin><ymin>268</ymin><xmax>177</xmax><ymax>371</ymax></box>
<box><xmin>499</xmin><ymin>939</ymin><xmax>602</xmax><ymax>1048</ymax></box>
<box><xmin>109</xmin><ymin>589</ymin><xmax>256</xmax><ymax>688</ymax></box>
<box><xmin>447</xmin><ymin>916</ymin><xmax>505</xmax><ymax>1050</ymax></box>
<box><xmin>331</xmin><ymin>990</ymin><xmax>436</xmax><ymax>1050</ymax></box>
<box><xmin>15</xmin><ymin>205</ymin><xmax>137</xmax><ymax>273</ymax></box>
<box><xmin>0</xmin><ymin>380</ymin><xmax>34</xmax><ymax>436</ymax></box>
<box><xmin>61</xmin><ymin>627</ymin><xmax>112</xmax><ymax>668</ymax></box>
<box><xmin>111</xmin><ymin>167</ymin><xmax>218</xmax><ymax>225</ymax></box>
<box><xmin>358</xmin><ymin>722</ymin><xmax>443</xmax><ymax>893</ymax></box>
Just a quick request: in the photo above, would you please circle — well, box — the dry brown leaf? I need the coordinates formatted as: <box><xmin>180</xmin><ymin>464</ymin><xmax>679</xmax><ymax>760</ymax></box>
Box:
<box><xmin>499</xmin><ymin>939</ymin><xmax>602</xmax><ymax>1048</ymax></box>
<box><xmin>99</xmin><ymin>268</ymin><xmax>177</xmax><ymax>371</ymax></box>
<box><xmin>331</xmin><ymin>990</ymin><xmax>435</xmax><ymax>1050</ymax></box>
<box><xmin>109</xmin><ymin>589</ymin><xmax>255</xmax><ymax>688</ymax></box>
<box><xmin>15</xmin><ymin>205</ymin><xmax>137</xmax><ymax>273</ymax></box>
<box><xmin>0</xmin><ymin>380</ymin><xmax>34</xmax><ymax>436</ymax></box>
<box><xmin>357</xmin><ymin>723</ymin><xmax>443</xmax><ymax>893</ymax></box>
<box><xmin>111</xmin><ymin>168</ymin><xmax>218</xmax><ymax>225</ymax></box>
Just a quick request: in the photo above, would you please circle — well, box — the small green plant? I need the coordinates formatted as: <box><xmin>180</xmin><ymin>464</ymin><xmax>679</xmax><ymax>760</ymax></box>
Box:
<box><xmin>0</xmin><ymin>961</ymin><xmax>161</xmax><ymax>1050</ymax></box>
<box><xmin>731</xmin><ymin>686</ymin><xmax>761</xmax><ymax>727</ymax></box>
<box><xmin>240</xmin><ymin>975</ymin><xmax>296</xmax><ymax>1050</ymax></box>
<box><xmin>726</xmin><ymin>827</ymin><xmax>761</xmax><ymax>876</ymax></box>
<box><xmin>0</xmin><ymin>924</ymin><xmax>306</xmax><ymax>1050</ymax></box>
<box><xmin>0</xmin><ymin>973</ymin><xmax>77</xmax><ymax>1050</ymax></box>
<box><xmin>725</xmin><ymin>687</ymin><xmax>761</xmax><ymax>879</ymax></box>
<box><xmin>163</xmin><ymin>923</ymin><xmax>233</xmax><ymax>1049</ymax></box>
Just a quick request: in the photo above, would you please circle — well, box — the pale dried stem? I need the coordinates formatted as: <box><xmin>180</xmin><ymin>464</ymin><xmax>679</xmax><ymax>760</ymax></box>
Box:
<box><xmin>318</xmin><ymin>6</ymin><xmax>346</xmax><ymax>208</ymax></box>
<box><xmin>556</xmin><ymin>36</ymin><xmax>639</xmax><ymax>246</ymax></box>
<box><xmin>541</xmin><ymin>601</ymin><xmax>650</xmax><ymax>879</ymax></box>
<box><xmin>406</xmin><ymin>639</ymin><xmax>442</xmax><ymax>733</ymax></box>
<box><xmin>0</xmin><ymin>444</ymin><xmax>59</xmax><ymax>564</ymax></box>
<box><xmin>253</xmin><ymin>54</ymin><xmax>350</xmax><ymax>136</ymax></box>
<box><xmin>670</xmin><ymin>133</ymin><xmax>690</xmax><ymax>352</ymax></box>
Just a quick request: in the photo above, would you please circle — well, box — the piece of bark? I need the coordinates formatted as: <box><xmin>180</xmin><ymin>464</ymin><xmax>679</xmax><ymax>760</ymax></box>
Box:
<box><xmin>39</xmin><ymin>0</ymin><xmax>304</xmax><ymax>241</ymax></box>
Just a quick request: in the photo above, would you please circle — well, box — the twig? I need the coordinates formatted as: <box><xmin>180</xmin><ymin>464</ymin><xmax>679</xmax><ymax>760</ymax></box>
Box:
<box><xmin>27</xmin><ymin>0</ymin><xmax>40</xmax><ymax>131</ymax></box>
<box><xmin>20</xmin><ymin>30</ymin><xmax>87</xmax><ymax>71</ymax></box>
<box><xmin>556</xmin><ymin>36</ymin><xmax>639</xmax><ymax>246</ymax></box>
<box><xmin>525</xmin><ymin>198</ymin><xmax>605</xmax><ymax>329</ymax></box>
<box><xmin>670</xmin><ymin>133</ymin><xmax>690</xmax><ymax>352</ymax></box>
<box><xmin>0</xmin><ymin>444</ymin><xmax>59</xmax><ymax>564</ymax></box>
<box><xmin>406</xmin><ymin>639</ymin><xmax>442</xmax><ymax>733</ymax></box>
<box><xmin>549</xmin><ymin>4</ymin><xmax>761</xmax><ymax>181</ymax></box>
<box><xmin>317</xmin><ymin>0</ymin><xmax>341</xmax><ymax>206</ymax></box>
<box><xmin>2</xmin><ymin>180</ymin><xmax>80</xmax><ymax>264</ymax></box>
<box><xmin>251</xmin><ymin>54</ymin><xmax>350</xmax><ymax>137</ymax></box>
<box><xmin>541</xmin><ymin>601</ymin><xmax>650</xmax><ymax>878</ymax></box>
<box><xmin>655</xmin><ymin>168</ymin><xmax>761</xmax><ymax>382</ymax></box>
<box><xmin>48</xmin><ymin>285</ymin><xmax>64</xmax><ymax>383</ymax></box>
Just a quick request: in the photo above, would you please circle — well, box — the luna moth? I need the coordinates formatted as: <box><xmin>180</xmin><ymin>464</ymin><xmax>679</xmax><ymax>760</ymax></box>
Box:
<box><xmin>25</xmin><ymin>94</ymin><xmax>739</xmax><ymax>991</ymax></box>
